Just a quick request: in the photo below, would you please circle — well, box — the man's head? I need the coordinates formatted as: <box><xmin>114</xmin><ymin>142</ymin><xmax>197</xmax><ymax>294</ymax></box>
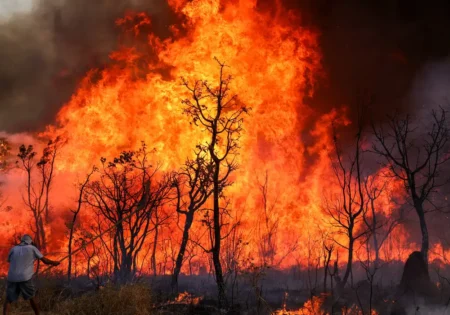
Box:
<box><xmin>20</xmin><ymin>234</ymin><xmax>33</xmax><ymax>245</ymax></box>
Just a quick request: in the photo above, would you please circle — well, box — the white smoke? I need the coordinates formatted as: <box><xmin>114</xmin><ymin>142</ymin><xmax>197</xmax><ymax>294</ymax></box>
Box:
<box><xmin>0</xmin><ymin>0</ymin><xmax>36</xmax><ymax>21</ymax></box>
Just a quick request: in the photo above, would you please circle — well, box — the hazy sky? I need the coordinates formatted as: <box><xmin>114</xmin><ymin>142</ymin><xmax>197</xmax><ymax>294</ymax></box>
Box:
<box><xmin>0</xmin><ymin>0</ymin><xmax>35</xmax><ymax>20</ymax></box>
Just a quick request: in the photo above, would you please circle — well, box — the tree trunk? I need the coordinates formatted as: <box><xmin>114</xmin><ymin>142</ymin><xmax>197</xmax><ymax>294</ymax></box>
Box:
<box><xmin>370</xmin><ymin>199</ymin><xmax>380</xmax><ymax>263</ymax></box>
<box><xmin>67</xmin><ymin>230</ymin><xmax>74</xmax><ymax>283</ymax></box>
<box><xmin>38</xmin><ymin>216</ymin><xmax>46</xmax><ymax>251</ymax></box>
<box><xmin>117</xmin><ymin>222</ymin><xmax>130</xmax><ymax>283</ymax></box>
<box><xmin>415</xmin><ymin>202</ymin><xmax>429</xmax><ymax>263</ymax></box>
<box><xmin>125</xmin><ymin>254</ymin><xmax>133</xmax><ymax>282</ymax></box>
<box><xmin>67</xmin><ymin>213</ymin><xmax>78</xmax><ymax>284</ymax></box>
<box><xmin>87</xmin><ymin>256</ymin><xmax>91</xmax><ymax>279</ymax></box>
<box><xmin>212</xmin><ymin>164</ymin><xmax>226</xmax><ymax>308</ymax></box>
<box><xmin>172</xmin><ymin>212</ymin><xmax>194</xmax><ymax>290</ymax></box>
<box><xmin>151</xmin><ymin>226</ymin><xmax>159</xmax><ymax>276</ymax></box>
<box><xmin>323</xmin><ymin>249</ymin><xmax>332</xmax><ymax>293</ymax></box>
<box><xmin>34</xmin><ymin>213</ymin><xmax>41</xmax><ymax>248</ymax></box>
<box><xmin>342</xmin><ymin>237</ymin><xmax>354</xmax><ymax>287</ymax></box>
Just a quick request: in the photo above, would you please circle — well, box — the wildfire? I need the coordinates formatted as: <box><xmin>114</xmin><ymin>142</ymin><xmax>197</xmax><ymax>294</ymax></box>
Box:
<box><xmin>273</xmin><ymin>296</ymin><xmax>325</xmax><ymax>315</ymax></box>
<box><xmin>1</xmin><ymin>0</ymin><xmax>438</xmax><ymax>277</ymax></box>
<box><xmin>40</xmin><ymin>0</ymin><xmax>325</xmax><ymax>269</ymax></box>
<box><xmin>172</xmin><ymin>291</ymin><xmax>201</xmax><ymax>305</ymax></box>
<box><xmin>273</xmin><ymin>296</ymin><xmax>380</xmax><ymax>315</ymax></box>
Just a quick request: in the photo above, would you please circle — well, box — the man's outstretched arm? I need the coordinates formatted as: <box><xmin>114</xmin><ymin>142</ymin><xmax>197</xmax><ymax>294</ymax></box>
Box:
<box><xmin>32</xmin><ymin>246</ymin><xmax>60</xmax><ymax>266</ymax></box>
<box><xmin>40</xmin><ymin>257</ymin><xmax>60</xmax><ymax>266</ymax></box>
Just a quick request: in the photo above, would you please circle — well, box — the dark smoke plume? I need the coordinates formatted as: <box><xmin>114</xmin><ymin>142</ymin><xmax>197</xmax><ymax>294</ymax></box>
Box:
<box><xmin>297</xmin><ymin>0</ymin><xmax>450</xmax><ymax>123</ymax></box>
<box><xmin>0</xmin><ymin>0</ymin><xmax>171</xmax><ymax>133</ymax></box>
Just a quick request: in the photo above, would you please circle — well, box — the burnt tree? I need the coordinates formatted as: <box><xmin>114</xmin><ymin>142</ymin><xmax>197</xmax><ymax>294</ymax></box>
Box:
<box><xmin>150</xmin><ymin>204</ymin><xmax>171</xmax><ymax>276</ymax></box>
<box><xmin>182</xmin><ymin>59</ymin><xmax>248</xmax><ymax>307</ymax></box>
<box><xmin>362</xmin><ymin>175</ymin><xmax>402</xmax><ymax>266</ymax></box>
<box><xmin>372</xmin><ymin>108</ymin><xmax>450</xmax><ymax>263</ymax></box>
<box><xmin>172</xmin><ymin>145</ymin><xmax>214</xmax><ymax>290</ymax></box>
<box><xmin>85</xmin><ymin>144</ymin><xmax>171</xmax><ymax>283</ymax></box>
<box><xmin>324</xmin><ymin>112</ymin><xmax>368</xmax><ymax>287</ymax></box>
<box><xmin>321</xmin><ymin>231</ymin><xmax>334</xmax><ymax>293</ymax></box>
<box><xmin>67</xmin><ymin>168</ymin><xmax>95</xmax><ymax>284</ymax></box>
<box><xmin>76</xmin><ymin>230</ymin><xmax>98</xmax><ymax>280</ymax></box>
<box><xmin>257</xmin><ymin>171</ymin><xmax>279</xmax><ymax>267</ymax></box>
<box><xmin>17</xmin><ymin>137</ymin><xmax>63</xmax><ymax>251</ymax></box>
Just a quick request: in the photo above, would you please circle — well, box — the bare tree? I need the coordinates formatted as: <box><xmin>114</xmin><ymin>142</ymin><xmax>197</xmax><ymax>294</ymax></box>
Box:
<box><xmin>324</xmin><ymin>112</ymin><xmax>368</xmax><ymax>287</ymax></box>
<box><xmin>17</xmin><ymin>137</ymin><xmax>63</xmax><ymax>251</ymax></box>
<box><xmin>67</xmin><ymin>168</ymin><xmax>95</xmax><ymax>284</ymax></box>
<box><xmin>222</xmin><ymin>215</ymin><xmax>247</xmax><ymax>307</ymax></box>
<box><xmin>181</xmin><ymin>59</ymin><xmax>248</xmax><ymax>307</ymax></box>
<box><xmin>362</xmin><ymin>175</ymin><xmax>402</xmax><ymax>265</ymax></box>
<box><xmin>372</xmin><ymin>107</ymin><xmax>450</xmax><ymax>263</ymax></box>
<box><xmin>76</xmin><ymin>230</ymin><xmax>98</xmax><ymax>280</ymax></box>
<box><xmin>150</xmin><ymin>206</ymin><xmax>171</xmax><ymax>276</ymax></box>
<box><xmin>355</xmin><ymin>240</ymin><xmax>383</xmax><ymax>315</ymax></box>
<box><xmin>321</xmin><ymin>232</ymin><xmax>334</xmax><ymax>293</ymax></box>
<box><xmin>257</xmin><ymin>171</ymin><xmax>279</xmax><ymax>267</ymax></box>
<box><xmin>304</xmin><ymin>232</ymin><xmax>322</xmax><ymax>297</ymax></box>
<box><xmin>172</xmin><ymin>145</ymin><xmax>214</xmax><ymax>290</ymax></box>
<box><xmin>85</xmin><ymin>143</ymin><xmax>172</xmax><ymax>283</ymax></box>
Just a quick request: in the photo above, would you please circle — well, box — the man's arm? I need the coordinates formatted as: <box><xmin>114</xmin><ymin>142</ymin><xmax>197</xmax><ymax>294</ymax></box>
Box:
<box><xmin>40</xmin><ymin>257</ymin><xmax>60</xmax><ymax>266</ymax></box>
<box><xmin>32</xmin><ymin>245</ymin><xmax>60</xmax><ymax>266</ymax></box>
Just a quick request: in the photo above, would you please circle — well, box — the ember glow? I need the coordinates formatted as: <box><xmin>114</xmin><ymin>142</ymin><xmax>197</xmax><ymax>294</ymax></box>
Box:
<box><xmin>1</xmin><ymin>0</ymin><xmax>448</xmax><ymax>279</ymax></box>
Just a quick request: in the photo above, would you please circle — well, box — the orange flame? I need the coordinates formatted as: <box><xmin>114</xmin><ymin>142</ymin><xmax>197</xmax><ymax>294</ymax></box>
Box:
<box><xmin>0</xmin><ymin>0</ymin><xmax>421</xmax><ymax>275</ymax></box>
<box><xmin>43</xmin><ymin>0</ymin><xmax>324</xmax><ymax>268</ymax></box>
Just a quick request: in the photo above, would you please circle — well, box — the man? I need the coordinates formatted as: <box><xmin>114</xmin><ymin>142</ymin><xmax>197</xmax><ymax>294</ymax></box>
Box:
<box><xmin>3</xmin><ymin>234</ymin><xmax>59</xmax><ymax>315</ymax></box>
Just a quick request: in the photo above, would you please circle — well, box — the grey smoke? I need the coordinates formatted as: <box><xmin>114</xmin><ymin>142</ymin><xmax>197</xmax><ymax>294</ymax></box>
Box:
<box><xmin>0</xmin><ymin>0</ymin><xmax>170</xmax><ymax>133</ymax></box>
<box><xmin>410</xmin><ymin>57</ymin><xmax>450</xmax><ymax>113</ymax></box>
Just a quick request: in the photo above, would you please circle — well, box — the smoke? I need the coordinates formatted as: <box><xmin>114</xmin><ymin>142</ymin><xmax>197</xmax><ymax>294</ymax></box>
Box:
<box><xmin>0</xmin><ymin>0</ymin><xmax>171</xmax><ymax>133</ymax></box>
<box><xmin>296</xmin><ymin>0</ymin><xmax>450</xmax><ymax>126</ymax></box>
<box><xmin>0</xmin><ymin>0</ymin><xmax>175</xmax><ymax>251</ymax></box>
<box><xmin>410</xmin><ymin>57</ymin><xmax>450</xmax><ymax>112</ymax></box>
<box><xmin>409</xmin><ymin>58</ymin><xmax>450</xmax><ymax>252</ymax></box>
<box><xmin>1</xmin><ymin>0</ymin><xmax>450</xmax><ymax>134</ymax></box>
<box><xmin>405</xmin><ymin>305</ymin><xmax>450</xmax><ymax>315</ymax></box>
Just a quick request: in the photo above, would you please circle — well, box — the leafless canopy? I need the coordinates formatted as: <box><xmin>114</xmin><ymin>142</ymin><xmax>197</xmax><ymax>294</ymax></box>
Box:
<box><xmin>17</xmin><ymin>136</ymin><xmax>64</xmax><ymax>251</ymax></box>
<box><xmin>324</xmin><ymin>108</ymin><xmax>368</xmax><ymax>287</ymax></box>
<box><xmin>84</xmin><ymin>143</ymin><xmax>172</xmax><ymax>283</ymax></box>
<box><xmin>371</xmin><ymin>107</ymin><xmax>450</xmax><ymax>262</ymax></box>
<box><xmin>181</xmin><ymin>58</ymin><xmax>249</xmax><ymax>307</ymax></box>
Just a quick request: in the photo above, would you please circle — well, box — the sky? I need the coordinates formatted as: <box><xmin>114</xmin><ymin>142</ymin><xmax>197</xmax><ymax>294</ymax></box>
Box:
<box><xmin>0</xmin><ymin>0</ymin><xmax>35</xmax><ymax>20</ymax></box>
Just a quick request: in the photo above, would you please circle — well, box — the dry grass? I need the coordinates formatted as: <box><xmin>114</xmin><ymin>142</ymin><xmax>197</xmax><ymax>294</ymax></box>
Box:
<box><xmin>2</xmin><ymin>282</ymin><xmax>154</xmax><ymax>315</ymax></box>
<box><xmin>54</xmin><ymin>283</ymin><xmax>153</xmax><ymax>315</ymax></box>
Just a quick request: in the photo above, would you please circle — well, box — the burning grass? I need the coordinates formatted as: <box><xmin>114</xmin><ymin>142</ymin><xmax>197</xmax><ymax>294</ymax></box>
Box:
<box><xmin>273</xmin><ymin>296</ymin><xmax>326</xmax><ymax>315</ymax></box>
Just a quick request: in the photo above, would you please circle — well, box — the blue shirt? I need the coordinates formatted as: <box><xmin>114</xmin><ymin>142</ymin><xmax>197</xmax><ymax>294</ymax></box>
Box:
<box><xmin>7</xmin><ymin>244</ymin><xmax>43</xmax><ymax>282</ymax></box>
